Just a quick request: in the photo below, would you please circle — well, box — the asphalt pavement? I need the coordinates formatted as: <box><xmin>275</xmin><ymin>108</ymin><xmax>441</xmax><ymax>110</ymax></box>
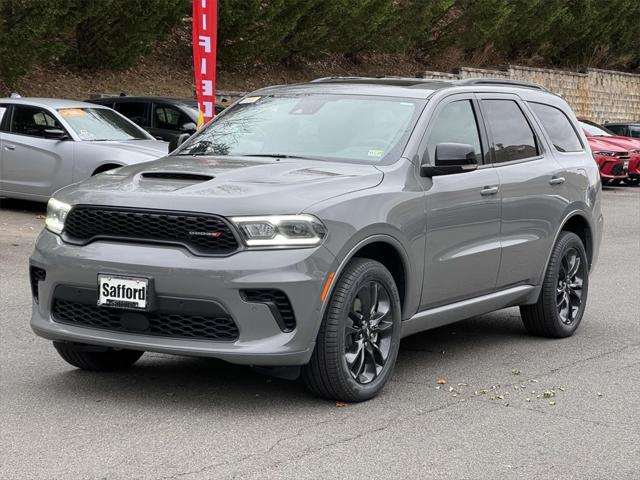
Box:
<box><xmin>1</xmin><ymin>187</ymin><xmax>639</xmax><ymax>480</ymax></box>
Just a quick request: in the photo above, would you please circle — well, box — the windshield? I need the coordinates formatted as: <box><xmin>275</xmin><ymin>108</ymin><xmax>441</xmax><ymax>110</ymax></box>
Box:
<box><xmin>176</xmin><ymin>94</ymin><xmax>425</xmax><ymax>164</ymax></box>
<box><xmin>579</xmin><ymin>120</ymin><xmax>614</xmax><ymax>137</ymax></box>
<box><xmin>58</xmin><ymin>108</ymin><xmax>149</xmax><ymax>141</ymax></box>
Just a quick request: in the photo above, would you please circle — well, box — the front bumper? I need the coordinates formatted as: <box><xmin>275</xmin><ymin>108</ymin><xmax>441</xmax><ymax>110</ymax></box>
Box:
<box><xmin>30</xmin><ymin>230</ymin><xmax>337</xmax><ymax>366</ymax></box>
<box><xmin>596</xmin><ymin>156</ymin><xmax>629</xmax><ymax>179</ymax></box>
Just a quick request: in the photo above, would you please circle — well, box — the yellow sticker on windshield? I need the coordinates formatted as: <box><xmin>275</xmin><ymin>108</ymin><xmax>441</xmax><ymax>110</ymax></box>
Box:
<box><xmin>368</xmin><ymin>149</ymin><xmax>384</xmax><ymax>157</ymax></box>
<box><xmin>58</xmin><ymin>108</ymin><xmax>87</xmax><ymax>117</ymax></box>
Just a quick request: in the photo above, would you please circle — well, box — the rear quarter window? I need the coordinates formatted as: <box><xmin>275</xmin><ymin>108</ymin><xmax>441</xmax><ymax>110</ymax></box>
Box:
<box><xmin>529</xmin><ymin>102</ymin><xmax>583</xmax><ymax>152</ymax></box>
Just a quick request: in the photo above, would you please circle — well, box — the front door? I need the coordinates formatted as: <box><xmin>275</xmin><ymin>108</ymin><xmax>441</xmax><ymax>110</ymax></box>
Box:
<box><xmin>0</xmin><ymin>104</ymin><xmax>74</xmax><ymax>198</ymax></box>
<box><xmin>419</xmin><ymin>95</ymin><xmax>502</xmax><ymax>309</ymax></box>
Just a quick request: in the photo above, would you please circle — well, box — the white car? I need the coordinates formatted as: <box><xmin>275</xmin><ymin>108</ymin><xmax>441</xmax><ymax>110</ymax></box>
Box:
<box><xmin>0</xmin><ymin>97</ymin><xmax>168</xmax><ymax>201</ymax></box>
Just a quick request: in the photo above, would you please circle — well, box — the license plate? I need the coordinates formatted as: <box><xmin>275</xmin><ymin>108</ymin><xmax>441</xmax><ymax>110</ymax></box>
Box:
<box><xmin>98</xmin><ymin>274</ymin><xmax>148</xmax><ymax>310</ymax></box>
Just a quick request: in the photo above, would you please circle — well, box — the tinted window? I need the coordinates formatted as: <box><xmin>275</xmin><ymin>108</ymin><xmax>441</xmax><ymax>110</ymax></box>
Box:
<box><xmin>630</xmin><ymin>126</ymin><xmax>640</xmax><ymax>138</ymax></box>
<box><xmin>426</xmin><ymin>100</ymin><xmax>482</xmax><ymax>163</ymax></box>
<box><xmin>605</xmin><ymin>125</ymin><xmax>626</xmax><ymax>136</ymax></box>
<box><xmin>483</xmin><ymin>100</ymin><xmax>538</xmax><ymax>163</ymax></box>
<box><xmin>529</xmin><ymin>103</ymin><xmax>582</xmax><ymax>152</ymax></box>
<box><xmin>10</xmin><ymin>105</ymin><xmax>63</xmax><ymax>137</ymax></box>
<box><xmin>114</xmin><ymin>102</ymin><xmax>147</xmax><ymax>126</ymax></box>
<box><xmin>154</xmin><ymin>104</ymin><xmax>191</xmax><ymax>130</ymax></box>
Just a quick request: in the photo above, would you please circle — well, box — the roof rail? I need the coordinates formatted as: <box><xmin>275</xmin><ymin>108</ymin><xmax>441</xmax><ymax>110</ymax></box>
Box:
<box><xmin>455</xmin><ymin>78</ymin><xmax>549</xmax><ymax>92</ymax></box>
<box><xmin>310</xmin><ymin>76</ymin><xmax>451</xmax><ymax>87</ymax></box>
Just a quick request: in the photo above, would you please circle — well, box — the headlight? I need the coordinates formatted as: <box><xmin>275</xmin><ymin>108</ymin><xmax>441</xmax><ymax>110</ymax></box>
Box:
<box><xmin>631</xmin><ymin>149</ymin><xmax>640</xmax><ymax>154</ymax></box>
<box><xmin>593</xmin><ymin>151</ymin><xmax>617</xmax><ymax>157</ymax></box>
<box><xmin>45</xmin><ymin>198</ymin><xmax>71</xmax><ymax>234</ymax></box>
<box><xmin>231</xmin><ymin>214</ymin><xmax>327</xmax><ymax>247</ymax></box>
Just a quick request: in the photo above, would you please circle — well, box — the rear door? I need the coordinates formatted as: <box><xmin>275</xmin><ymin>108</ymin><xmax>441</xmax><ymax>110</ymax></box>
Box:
<box><xmin>478</xmin><ymin>94</ymin><xmax>569</xmax><ymax>288</ymax></box>
<box><xmin>418</xmin><ymin>94</ymin><xmax>502</xmax><ymax>308</ymax></box>
<box><xmin>0</xmin><ymin>104</ymin><xmax>74</xmax><ymax>198</ymax></box>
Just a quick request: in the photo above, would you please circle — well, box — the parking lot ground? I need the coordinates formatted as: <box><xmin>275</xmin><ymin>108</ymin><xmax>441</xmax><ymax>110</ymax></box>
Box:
<box><xmin>1</xmin><ymin>187</ymin><xmax>639</xmax><ymax>480</ymax></box>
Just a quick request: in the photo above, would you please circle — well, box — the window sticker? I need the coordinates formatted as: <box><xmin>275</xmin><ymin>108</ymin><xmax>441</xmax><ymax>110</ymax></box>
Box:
<box><xmin>368</xmin><ymin>149</ymin><xmax>384</xmax><ymax>158</ymax></box>
<box><xmin>58</xmin><ymin>108</ymin><xmax>87</xmax><ymax>117</ymax></box>
<box><xmin>239</xmin><ymin>96</ymin><xmax>261</xmax><ymax>104</ymax></box>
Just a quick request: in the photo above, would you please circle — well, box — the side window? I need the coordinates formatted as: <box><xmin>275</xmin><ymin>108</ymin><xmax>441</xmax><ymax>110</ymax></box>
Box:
<box><xmin>629</xmin><ymin>126</ymin><xmax>640</xmax><ymax>138</ymax></box>
<box><xmin>482</xmin><ymin>100</ymin><xmax>538</xmax><ymax>163</ymax></box>
<box><xmin>10</xmin><ymin>105</ymin><xmax>63</xmax><ymax>137</ymax></box>
<box><xmin>153</xmin><ymin>104</ymin><xmax>190</xmax><ymax>130</ymax></box>
<box><xmin>114</xmin><ymin>102</ymin><xmax>147</xmax><ymax>126</ymax></box>
<box><xmin>426</xmin><ymin>100</ymin><xmax>482</xmax><ymax>164</ymax></box>
<box><xmin>529</xmin><ymin>102</ymin><xmax>583</xmax><ymax>152</ymax></box>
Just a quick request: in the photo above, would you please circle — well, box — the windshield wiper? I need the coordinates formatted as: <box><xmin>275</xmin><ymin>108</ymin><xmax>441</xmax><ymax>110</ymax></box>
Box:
<box><xmin>239</xmin><ymin>153</ymin><xmax>318</xmax><ymax>160</ymax></box>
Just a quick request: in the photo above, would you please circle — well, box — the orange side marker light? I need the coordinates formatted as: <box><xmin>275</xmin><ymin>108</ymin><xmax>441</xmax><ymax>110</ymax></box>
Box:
<box><xmin>321</xmin><ymin>272</ymin><xmax>336</xmax><ymax>302</ymax></box>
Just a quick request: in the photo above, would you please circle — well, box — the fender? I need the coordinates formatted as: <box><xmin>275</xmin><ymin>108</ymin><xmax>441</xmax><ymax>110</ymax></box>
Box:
<box><xmin>319</xmin><ymin>233</ymin><xmax>415</xmax><ymax>320</ymax></box>
<box><xmin>540</xmin><ymin>208</ymin><xmax>595</xmax><ymax>283</ymax></box>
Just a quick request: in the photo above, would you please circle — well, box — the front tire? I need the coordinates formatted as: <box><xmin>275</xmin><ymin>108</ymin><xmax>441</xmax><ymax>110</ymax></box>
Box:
<box><xmin>520</xmin><ymin>232</ymin><xmax>589</xmax><ymax>338</ymax></box>
<box><xmin>302</xmin><ymin>258</ymin><xmax>402</xmax><ymax>402</ymax></box>
<box><xmin>54</xmin><ymin>342</ymin><xmax>143</xmax><ymax>371</ymax></box>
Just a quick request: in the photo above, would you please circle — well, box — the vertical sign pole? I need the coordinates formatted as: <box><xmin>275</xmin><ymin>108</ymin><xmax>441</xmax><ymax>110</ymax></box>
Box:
<box><xmin>192</xmin><ymin>0</ymin><xmax>218</xmax><ymax>128</ymax></box>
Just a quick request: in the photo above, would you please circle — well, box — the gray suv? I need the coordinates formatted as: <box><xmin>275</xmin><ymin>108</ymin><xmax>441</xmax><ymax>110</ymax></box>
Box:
<box><xmin>30</xmin><ymin>77</ymin><xmax>603</xmax><ymax>402</ymax></box>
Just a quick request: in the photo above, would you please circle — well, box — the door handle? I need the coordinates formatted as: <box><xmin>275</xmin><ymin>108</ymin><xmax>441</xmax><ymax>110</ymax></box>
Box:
<box><xmin>480</xmin><ymin>186</ymin><xmax>499</xmax><ymax>196</ymax></box>
<box><xmin>3</xmin><ymin>144</ymin><xmax>16</xmax><ymax>151</ymax></box>
<box><xmin>549</xmin><ymin>176</ymin><xmax>566</xmax><ymax>185</ymax></box>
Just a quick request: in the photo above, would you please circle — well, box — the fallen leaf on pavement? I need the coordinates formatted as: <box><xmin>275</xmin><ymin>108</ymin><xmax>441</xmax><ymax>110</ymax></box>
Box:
<box><xmin>436</xmin><ymin>378</ymin><xmax>447</xmax><ymax>385</ymax></box>
<box><xmin>336</xmin><ymin>401</ymin><xmax>349</xmax><ymax>407</ymax></box>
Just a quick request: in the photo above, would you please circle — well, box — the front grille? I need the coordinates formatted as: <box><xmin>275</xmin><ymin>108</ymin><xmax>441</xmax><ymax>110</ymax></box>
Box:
<box><xmin>29</xmin><ymin>266</ymin><xmax>46</xmax><ymax>303</ymax></box>
<box><xmin>241</xmin><ymin>289</ymin><xmax>296</xmax><ymax>332</ymax></box>
<box><xmin>62</xmin><ymin>206</ymin><xmax>239</xmax><ymax>255</ymax></box>
<box><xmin>611</xmin><ymin>162</ymin><xmax>627</xmax><ymax>176</ymax></box>
<box><xmin>52</xmin><ymin>299</ymin><xmax>239</xmax><ymax>341</ymax></box>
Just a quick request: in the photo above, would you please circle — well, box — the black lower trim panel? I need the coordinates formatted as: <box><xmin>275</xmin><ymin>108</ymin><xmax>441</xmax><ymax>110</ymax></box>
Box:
<box><xmin>51</xmin><ymin>285</ymin><xmax>239</xmax><ymax>341</ymax></box>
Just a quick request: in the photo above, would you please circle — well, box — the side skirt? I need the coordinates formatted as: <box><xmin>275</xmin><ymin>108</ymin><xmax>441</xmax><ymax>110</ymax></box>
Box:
<box><xmin>401</xmin><ymin>285</ymin><xmax>539</xmax><ymax>338</ymax></box>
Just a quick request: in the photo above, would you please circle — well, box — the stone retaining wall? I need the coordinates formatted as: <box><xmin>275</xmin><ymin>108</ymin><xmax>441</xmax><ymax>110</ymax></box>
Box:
<box><xmin>423</xmin><ymin>66</ymin><xmax>640</xmax><ymax>122</ymax></box>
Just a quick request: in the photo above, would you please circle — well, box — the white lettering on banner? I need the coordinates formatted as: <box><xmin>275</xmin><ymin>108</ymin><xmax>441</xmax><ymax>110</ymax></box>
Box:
<box><xmin>202</xmin><ymin>13</ymin><xmax>207</xmax><ymax>30</ymax></box>
<box><xmin>202</xmin><ymin>80</ymin><xmax>213</xmax><ymax>96</ymax></box>
<box><xmin>198</xmin><ymin>35</ymin><xmax>211</xmax><ymax>53</ymax></box>
<box><xmin>201</xmin><ymin>58</ymin><xmax>207</xmax><ymax>75</ymax></box>
<box><xmin>201</xmin><ymin>0</ymin><xmax>206</xmax><ymax>7</ymax></box>
<box><xmin>203</xmin><ymin>101</ymin><xmax>214</xmax><ymax>118</ymax></box>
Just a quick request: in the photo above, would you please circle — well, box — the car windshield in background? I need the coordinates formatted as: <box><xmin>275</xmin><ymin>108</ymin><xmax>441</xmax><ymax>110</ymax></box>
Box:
<box><xmin>177</xmin><ymin>94</ymin><xmax>425</xmax><ymax>164</ymax></box>
<box><xmin>579</xmin><ymin>120</ymin><xmax>614</xmax><ymax>137</ymax></box>
<box><xmin>58</xmin><ymin>108</ymin><xmax>149</xmax><ymax>141</ymax></box>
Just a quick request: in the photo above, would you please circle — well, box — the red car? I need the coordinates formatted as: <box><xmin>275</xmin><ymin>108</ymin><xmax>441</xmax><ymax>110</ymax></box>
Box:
<box><xmin>579</xmin><ymin>119</ymin><xmax>640</xmax><ymax>186</ymax></box>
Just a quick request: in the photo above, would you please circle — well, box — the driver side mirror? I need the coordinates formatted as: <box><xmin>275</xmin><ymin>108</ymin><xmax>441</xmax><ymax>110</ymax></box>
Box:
<box><xmin>169</xmin><ymin>132</ymin><xmax>191</xmax><ymax>152</ymax></box>
<box><xmin>44</xmin><ymin>128</ymin><xmax>69</xmax><ymax>140</ymax></box>
<box><xmin>180</xmin><ymin>122</ymin><xmax>197</xmax><ymax>133</ymax></box>
<box><xmin>420</xmin><ymin>143</ymin><xmax>478</xmax><ymax>177</ymax></box>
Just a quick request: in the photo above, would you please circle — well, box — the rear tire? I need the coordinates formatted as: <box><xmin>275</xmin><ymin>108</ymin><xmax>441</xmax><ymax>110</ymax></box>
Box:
<box><xmin>520</xmin><ymin>232</ymin><xmax>588</xmax><ymax>338</ymax></box>
<box><xmin>302</xmin><ymin>258</ymin><xmax>402</xmax><ymax>402</ymax></box>
<box><xmin>54</xmin><ymin>342</ymin><xmax>143</xmax><ymax>371</ymax></box>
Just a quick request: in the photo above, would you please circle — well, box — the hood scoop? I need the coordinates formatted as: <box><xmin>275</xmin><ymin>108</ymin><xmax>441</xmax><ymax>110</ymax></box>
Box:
<box><xmin>141</xmin><ymin>172</ymin><xmax>214</xmax><ymax>182</ymax></box>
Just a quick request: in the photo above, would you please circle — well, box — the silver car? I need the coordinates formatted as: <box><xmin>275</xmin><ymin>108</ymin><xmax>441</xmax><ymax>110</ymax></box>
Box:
<box><xmin>29</xmin><ymin>78</ymin><xmax>603</xmax><ymax>402</ymax></box>
<box><xmin>0</xmin><ymin>97</ymin><xmax>167</xmax><ymax>201</ymax></box>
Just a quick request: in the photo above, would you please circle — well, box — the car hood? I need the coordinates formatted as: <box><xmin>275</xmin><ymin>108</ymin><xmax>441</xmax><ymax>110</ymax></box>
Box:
<box><xmin>83</xmin><ymin>139</ymin><xmax>169</xmax><ymax>158</ymax></box>
<box><xmin>586</xmin><ymin>136</ymin><xmax>640</xmax><ymax>152</ymax></box>
<box><xmin>55</xmin><ymin>155</ymin><xmax>384</xmax><ymax>216</ymax></box>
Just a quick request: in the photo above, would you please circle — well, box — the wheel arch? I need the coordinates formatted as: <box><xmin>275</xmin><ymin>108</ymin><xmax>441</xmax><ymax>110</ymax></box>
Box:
<box><xmin>322</xmin><ymin>235</ymin><xmax>413</xmax><ymax>319</ymax></box>
<box><xmin>559</xmin><ymin>212</ymin><xmax>594</xmax><ymax>269</ymax></box>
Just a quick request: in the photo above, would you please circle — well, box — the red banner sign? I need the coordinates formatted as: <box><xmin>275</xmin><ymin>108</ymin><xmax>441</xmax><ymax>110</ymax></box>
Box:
<box><xmin>192</xmin><ymin>0</ymin><xmax>218</xmax><ymax>127</ymax></box>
